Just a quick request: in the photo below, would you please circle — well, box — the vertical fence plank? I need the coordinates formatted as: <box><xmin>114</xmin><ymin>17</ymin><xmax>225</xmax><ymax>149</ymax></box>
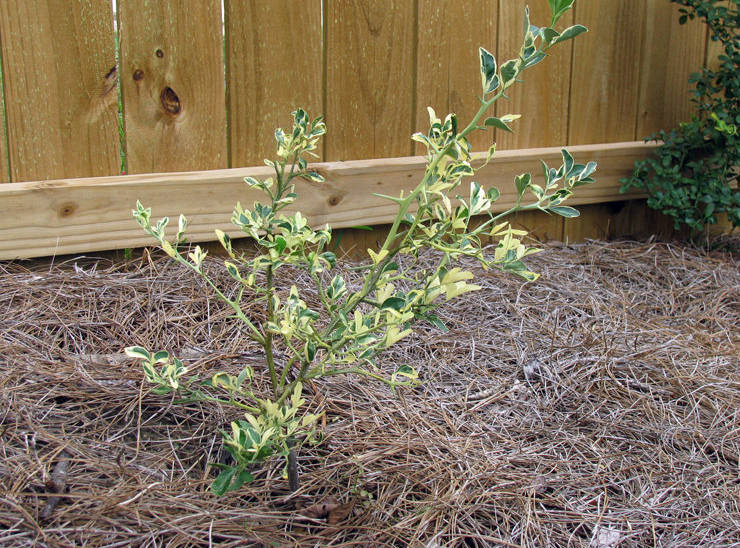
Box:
<box><xmin>495</xmin><ymin>0</ymin><xmax>575</xmax><ymax>243</ymax></box>
<box><xmin>496</xmin><ymin>0</ymin><xmax>573</xmax><ymax>150</ymax></box>
<box><xmin>0</xmin><ymin>0</ymin><xmax>119</xmax><ymax>182</ymax></box>
<box><xmin>563</xmin><ymin>204</ymin><xmax>614</xmax><ymax>243</ymax></box>
<box><xmin>119</xmin><ymin>0</ymin><xmax>226</xmax><ymax>174</ymax></box>
<box><xmin>568</xmin><ymin>1</ymin><xmax>647</xmax><ymax>145</ymax></box>
<box><xmin>324</xmin><ymin>0</ymin><xmax>416</xmax><ymax>161</ymax></box>
<box><xmin>415</xmin><ymin>1</ymin><xmax>497</xmax><ymax>154</ymax></box>
<box><xmin>565</xmin><ymin>0</ymin><xmax>646</xmax><ymax>243</ymax></box>
<box><xmin>225</xmin><ymin>0</ymin><xmax>322</xmax><ymax>167</ymax></box>
<box><xmin>637</xmin><ymin>3</ymin><xmax>706</xmax><ymax>136</ymax></box>
<box><xmin>0</xmin><ymin>56</ymin><xmax>9</xmax><ymax>182</ymax></box>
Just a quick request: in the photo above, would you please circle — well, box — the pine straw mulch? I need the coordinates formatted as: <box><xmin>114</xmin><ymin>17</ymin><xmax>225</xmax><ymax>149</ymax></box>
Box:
<box><xmin>0</xmin><ymin>238</ymin><xmax>738</xmax><ymax>547</ymax></box>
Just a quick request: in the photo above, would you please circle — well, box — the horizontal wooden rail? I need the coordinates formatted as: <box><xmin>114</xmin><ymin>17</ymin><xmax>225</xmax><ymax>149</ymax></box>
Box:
<box><xmin>0</xmin><ymin>141</ymin><xmax>654</xmax><ymax>260</ymax></box>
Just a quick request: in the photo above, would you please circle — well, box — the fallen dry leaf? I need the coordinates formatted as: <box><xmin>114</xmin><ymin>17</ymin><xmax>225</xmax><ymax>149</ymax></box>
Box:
<box><xmin>297</xmin><ymin>496</ymin><xmax>355</xmax><ymax>524</ymax></box>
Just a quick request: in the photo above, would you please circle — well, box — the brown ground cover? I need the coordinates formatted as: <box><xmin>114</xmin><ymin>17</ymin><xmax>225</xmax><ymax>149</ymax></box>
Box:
<box><xmin>1</xmin><ymin>238</ymin><xmax>738</xmax><ymax>547</ymax></box>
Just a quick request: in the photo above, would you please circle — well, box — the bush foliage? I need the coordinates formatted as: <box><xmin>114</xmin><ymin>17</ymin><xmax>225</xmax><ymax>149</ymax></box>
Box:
<box><xmin>621</xmin><ymin>0</ymin><xmax>740</xmax><ymax>234</ymax></box>
<box><xmin>127</xmin><ymin>0</ymin><xmax>595</xmax><ymax>496</ymax></box>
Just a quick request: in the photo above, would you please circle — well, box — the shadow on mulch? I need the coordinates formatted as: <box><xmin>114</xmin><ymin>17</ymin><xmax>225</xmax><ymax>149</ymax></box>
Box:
<box><xmin>1</xmin><ymin>238</ymin><xmax>738</xmax><ymax>547</ymax></box>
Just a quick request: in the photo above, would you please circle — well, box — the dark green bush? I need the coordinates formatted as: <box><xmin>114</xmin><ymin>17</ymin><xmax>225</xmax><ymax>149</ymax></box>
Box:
<box><xmin>621</xmin><ymin>0</ymin><xmax>740</xmax><ymax>235</ymax></box>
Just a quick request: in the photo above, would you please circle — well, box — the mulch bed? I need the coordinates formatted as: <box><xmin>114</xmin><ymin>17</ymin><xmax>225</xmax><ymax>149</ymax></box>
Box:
<box><xmin>1</xmin><ymin>238</ymin><xmax>738</xmax><ymax>547</ymax></box>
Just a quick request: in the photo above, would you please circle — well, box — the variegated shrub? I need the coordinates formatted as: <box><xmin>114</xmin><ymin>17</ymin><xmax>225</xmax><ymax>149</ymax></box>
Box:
<box><xmin>127</xmin><ymin>0</ymin><xmax>595</xmax><ymax>496</ymax></box>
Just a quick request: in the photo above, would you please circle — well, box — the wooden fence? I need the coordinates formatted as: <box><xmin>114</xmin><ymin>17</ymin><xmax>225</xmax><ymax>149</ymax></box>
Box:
<box><xmin>0</xmin><ymin>1</ymin><xmax>716</xmax><ymax>259</ymax></box>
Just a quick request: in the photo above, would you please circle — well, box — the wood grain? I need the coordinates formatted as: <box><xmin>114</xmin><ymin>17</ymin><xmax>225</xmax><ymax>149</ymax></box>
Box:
<box><xmin>509</xmin><ymin>210</ymin><xmax>563</xmax><ymax>243</ymax></box>
<box><xmin>495</xmin><ymin>0</ymin><xmax>573</xmax><ymax>150</ymax></box>
<box><xmin>0</xmin><ymin>141</ymin><xmax>653</xmax><ymax>259</ymax></box>
<box><xmin>608</xmin><ymin>199</ymin><xmax>681</xmax><ymax>241</ymax></box>
<box><xmin>0</xmin><ymin>0</ymin><xmax>119</xmax><ymax>182</ymax></box>
<box><xmin>562</xmin><ymin>203</ymin><xmax>613</xmax><ymax>243</ymax></box>
<box><xmin>119</xmin><ymin>0</ymin><xmax>226</xmax><ymax>174</ymax></box>
<box><xmin>415</xmin><ymin>0</ymin><xmax>497</xmax><ymax>153</ymax></box>
<box><xmin>324</xmin><ymin>0</ymin><xmax>416</xmax><ymax>160</ymax></box>
<box><xmin>0</xmin><ymin>46</ymin><xmax>9</xmax><ymax>182</ymax></box>
<box><xmin>569</xmin><ymin>1</ymin><xmax>647</xmax><ymax>144</ymax></box>
<box><xmin>225</xmin><ymin>0</ymin><xmax>322</xmax><ymax>167</ymax></box>
<box><xmin>637</xmin><ymin>2</ymin><xmax>706</xmax><ymax>136</ymax></box>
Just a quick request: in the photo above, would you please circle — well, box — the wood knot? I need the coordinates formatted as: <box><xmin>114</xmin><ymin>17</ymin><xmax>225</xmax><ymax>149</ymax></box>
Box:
<box><xmin>155</xmin><ymin>48</ymin><xmax>164</xmax><ymax>58</ymax></box>
<box><xmin>328</xmin><ymin>195</ymin><xmax>341</xmax><ymax>206</ymax></box>
<box><xmin>58</xmin><ymin>202</ymin><xmax>77</xmax><ymax>218</ymax></box>
<box><xmin>100</xmin><ymin>67</ymin><xmax>118</xmax><ymax>97</ymax></box>
<box><xmin>160</xmin><ymin>87</ymin><xmax>181</xmax><ymax>115</ymax></box>
<box><xmin>132</xmin><ymin>69</ymin><xmax>144</xmax><ymax>81</ymax></box>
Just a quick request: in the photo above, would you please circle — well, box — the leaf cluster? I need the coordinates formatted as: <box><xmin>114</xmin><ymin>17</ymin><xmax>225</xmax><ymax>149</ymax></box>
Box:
<box><xmin>621</xmin><ymin>0</ymin><xmax>740</xmax><ymax>234</ymax></box>
<box><xmin>124</xmin><ymin>347</ymin><xmax>322</xmax><ymax>495</ymax></box>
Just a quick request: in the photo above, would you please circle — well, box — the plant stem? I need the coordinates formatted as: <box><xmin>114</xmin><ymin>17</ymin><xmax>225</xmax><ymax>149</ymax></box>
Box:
<box><xmin>265</xmin><ymin>264</ymin><xmax>279</xmax><ymax>396</ymax></box>
<box><xmin>171</xmin><ymin>253</ymin><xmax>265</xmax><ymax>345</ymax></box>
<box><xmin>287</xmin><ymin>438</ymin><xmax>299</xmax><ymax>492</ymax></box>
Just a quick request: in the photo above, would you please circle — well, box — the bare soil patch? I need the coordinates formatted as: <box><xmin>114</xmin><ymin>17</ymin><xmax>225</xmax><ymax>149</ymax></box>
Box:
<box><xmin>1</xmin><ymin>239</ymin><xmax>738</xmax><ymax>547</ymax></box>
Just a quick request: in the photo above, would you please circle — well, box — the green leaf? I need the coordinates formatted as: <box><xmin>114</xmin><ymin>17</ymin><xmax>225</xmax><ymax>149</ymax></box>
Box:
<box><xmin>582</xmin><ymin>161</ymin><xmax>597</xmax><ymax>179</ymax></box>
<box><xmin>484</xmin><ymin>117</ymin><xmax>513</xmax><ymax>133</ymax></box>
<box><xmin>446</xmin><ymin>162</ymin><xmax>475</xmax><ymax>178</ymax></box>
<box><xmin>215</xmin><ymin>229</ymin><xmax>233</xmax><ymax>255</ymax></box>
<box><xmin>152</xmin><ymin>350</ymin><xmax>170</xmax><ymax>363</ymax></box>
<box><xmin>320</xmin><ymin>251</ymin><xmax>337</xmax><ymax>269</ymax></box>
<box><xmin>523</xmin><ymin>5</ymin><xmax>532</xmax><ymax>36</ymax></box>
<box><xmin>237</xmin><ymin>366</ymin><xmax>253</xmax><ymax>386</ymax></box>
<box><xmin>561</xmin><ymin>149</ymin><xmax>574</xmax><ymax>175</ymax></box>
<box><xmin>176</xmin><ymin>214</ymin><xmax>187</xmax><ymax>241</ymax></box>
<box><xmin>522</xmin><ymin>51</ymin><xmax>547</xmax><ymax>69</ymax></box>
<box><xmin>304</xmin><ymin>341</ymin><xmax>317</xmax><ymax>362</ymax></box>
<box><xmin>487</xmin><ymin>187</ymin><xmax>501</xmax><ymax>202</ymax></box>
<box><xmin>211</xmin><ymin>468</ymin><xmax>235</xmax><ymax>496</ymax></box>
<box><xmin>469</xmin><ymin>181</ymin><xmax>491</xmax><ymax>215</ymax></box>
<box><xmin>274</xmin><ymin>236</ymin><xmax>287</xmax><ymax>254</ymax></box>
<box><xmin>500</xmin><ymin>59</ymin><xmax>520</xmax><ymax>86</ymax></box>
<box><xmin>275</xmin><ymin>128</ymin><xmax>286</xmax><ymax>145</ymax></box>
<box><xmin>548</xmin><ymin>0</ymin><xmax>575</xmax><ymax>25</ymax></box>
<box><xmin>381</xmin><ymin>296</ymin><xmax>406</xmax><ymax>311</ymax></box>
<box><xmin>396</xmin><ymin>364</ymin><xmax>414</xmax><ymax>376</ymax></box>
<box><xmin>232</xmin><ymin>469</ymin><xmax>254</xmax><ymax>490</ymax></box>
<box><xmin>500</xmin><ymin>113</ymin><xmax>521</xmax><ymax>124</ymax></box>
<box><xmin>515</xmin><ymin>173</ymin><xmax>531</xmax><ymax>197</ymax></box>
<box><xmin>479</xmin><ymin>47</ymin><xmax>500</xmax><ymax>94</ymax></box>
<box><xmin>549</xmin><ymin>205</ymin><xmax>580</xmax><ymax>218</ymax></box>
<box><xmin>552</xmin><ymin>25</ymin><xmax>587</xmax><ymax>45</ymax></box>
<box><xmin>391</xmin><ymin>364</ymin><xmax>419</xmax><ymax>385</ymax></box>
<box><xmin>542</xmin><ymin>27</ymin><xmax>560</xmax><ymax>45</ymax></box>
<box><xmin>484</xmin><ymin>143</ymin><xmax>496</xmax><ymax>166</ymax></box>
<box><xmin>225</xmin><ymin>261</ymin><xmax>241</xmax><ymax>281</ymax></box>
<box><xmin>327</xmin><ymin>274</ymin><xmax>347</xmax><ymax>302</ymax></box>
<box><xmin>125</xmin><ymin>346</ymin><xmax>151</xmax><ymax>361</ymax></box>
<box><xmin>529</xmin><ymin>183</ymin><xmax>545</xmax><ymax>200</ymax></box>
<box><xmin>425</xmin><ymin>314</ymin><xmax>449</xmax><ymax>333</ymax></box>
<box><xmin>304</xmin><ymin>170</ymin><xmax>325</xmax><ymax>183</ymax></box>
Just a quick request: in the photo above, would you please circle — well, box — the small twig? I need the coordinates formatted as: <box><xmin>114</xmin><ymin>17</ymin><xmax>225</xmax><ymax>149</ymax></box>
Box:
<box><xmin>117</xmin><ymin>482</ymin><xmax>162</xmax><ymax>507</ymax></box>
<box><xmin>287</xmin><ymin>439</ymin><xmax>299</xmax><ymax>493</ymax></box>
<box><xmin>40</xmin><ymin>450</ymin><xmax>71</xmax><ymax>521</ymax></box>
